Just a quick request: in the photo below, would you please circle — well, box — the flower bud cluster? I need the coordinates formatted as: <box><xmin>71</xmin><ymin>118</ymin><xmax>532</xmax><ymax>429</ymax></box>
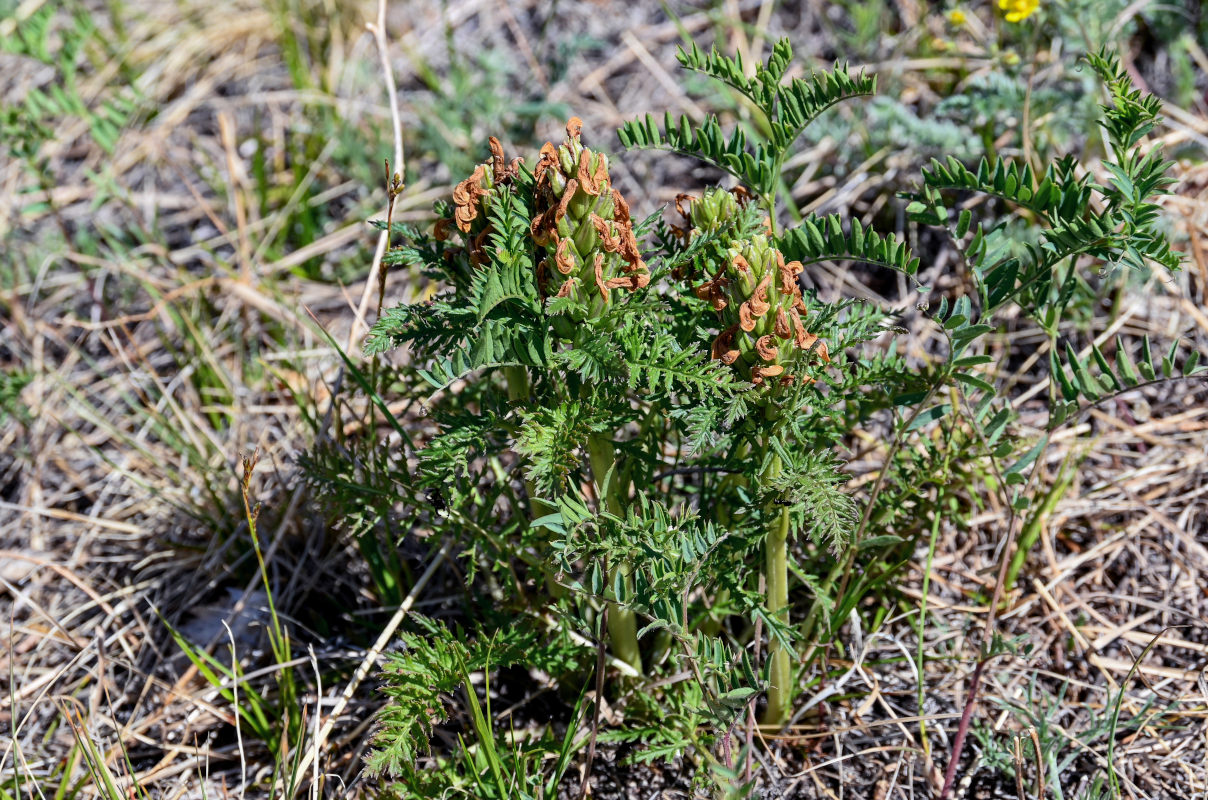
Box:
<box><xmin>530</xmin><ymin>118</ymin><xmax>649</xmax><ymax>318</ymax></box>
<box><xmin>685</xmin><ymin>189</ymin><xmax>829</xmax><ymax>387</ymax></box>
<box><xmin>675</xmin><ymin>185</ymin><xmax>755</xmax><ymax>239</ymax></box>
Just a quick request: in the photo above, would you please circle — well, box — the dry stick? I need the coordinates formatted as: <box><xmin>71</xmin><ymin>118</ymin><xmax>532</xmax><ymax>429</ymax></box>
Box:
<box><xmin>349</xmin><ymin>0</ymin><xmax>406</xmax><ymax>350</ymax></box>
<box><xmin>377</xmin><ymin>166</ymin><xmax>403</xmax><ymax>318</ymax></box>
<box><xmin>575</xmin><ymin>605</ymin><xmax>608</xmax><ymax>800</ymax></box>
<box><xmin>286</xmin><ymin>539</ymin><xmax>452</xmax><ymax>797</ymax></box>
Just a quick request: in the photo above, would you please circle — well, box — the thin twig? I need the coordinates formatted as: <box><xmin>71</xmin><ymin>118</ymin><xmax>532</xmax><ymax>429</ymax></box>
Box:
<box><xmin>350</xmin><ymin>0</ymin><xmax>406</xmax><ymax>350</ymax></box>
<box><xmin>939</xmin><ymin>658</ymin><xmax>988</xmax><ymax>799</ymax></box>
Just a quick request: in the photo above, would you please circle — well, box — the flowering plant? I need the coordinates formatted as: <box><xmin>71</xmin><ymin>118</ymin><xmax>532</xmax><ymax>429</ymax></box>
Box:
<box><xmin>355</xmin><ymin>38</ymin><xmax>1186</xmax><ymax>796</ymax></box>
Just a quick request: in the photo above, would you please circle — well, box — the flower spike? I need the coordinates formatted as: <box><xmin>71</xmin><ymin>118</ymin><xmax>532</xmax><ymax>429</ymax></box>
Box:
<box><xmin>531</xmin><ymin>117</ymin><xmax>649</xmax><ymax>323</ymax></box>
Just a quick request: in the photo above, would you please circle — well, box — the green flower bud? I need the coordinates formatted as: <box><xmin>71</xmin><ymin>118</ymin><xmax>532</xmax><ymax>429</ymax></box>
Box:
<box><xmin>678</xmin><ymin>186</ymin><xmax>756</xmax><ymax>238</ymax></box>
<box><xmin>670</xmin><ymin>187</ymin><xmax>765</xmax><ymax>282</ymax></box>
<box><xmin>530</xmin><ymin>118</ymin><xmax>649</xmax><ymax>322</ymax></box>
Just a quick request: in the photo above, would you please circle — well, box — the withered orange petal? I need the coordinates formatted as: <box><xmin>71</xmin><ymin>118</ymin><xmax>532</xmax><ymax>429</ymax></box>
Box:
<box><xmin>748</xmin><ymin>272</ymin><xmax>773</xmax><ymax>317</ymax></box>
<box><xmin>529</xmin><ymin>212</ymin><xmax>547</xmax><ymax>243</ymax></box>
<box><xmin>454</xmin><ymin>206</ymin><xmax>476</xmax><ymax>234</ymax></box>
<box><xmin>711</xmin><ymin>326</ymin><xmax>737</xmax><ymax>361</ymax></box>
<box><xmin>488</xmin><ymin>137</ymin><xmax>505</xmax><ymax>175</ymax></box>
<box><xmin>612</xmin><ymin>189</ymin><xmax>631</xmax><ymax>224</ymax></box>
<box><xmin>774</xmin><ymin>309</ymin><xmax>791</xmax><ymax>339</ymax></box>
<box><xmin>577</xmin><ymin>150</ymin><xmax>601</xmax><ymax>196</ymax></box>
<box><xmin>555</xmin><ymin>238</ymin><xmax>576</xmax><ymax>275</ymax></box>
<box><xmin>739</xmin><ymin>302</ymin><xmax>757</xmax><ymax>332</ymax></box>
<box><xmin>756</xmin><ymin>335</ymin><xmax>779</xmax><ymax>362</ymax></box>
<box><xmin>675</xmin><ymin>193</ymin><xmax>695</xmax><ymax>219</ymax></box>
<box><xmin>593</xmin><ymin>253</ymin><xmax>608</xmax><ymax>299</ymax></box>
<box><xmin>790</xmin><ymin>308</ymin><xmax>808</xmax><ymax>348</ymax></box>
<box><xmin>591</xmin><ymin>215</ymin><xmax>619</xmax><ymax>251</ymax></box>
<box><xmin>556</xmin><ymin>179</ymin><xmax>578</xmax><ymax>220</ymax></box>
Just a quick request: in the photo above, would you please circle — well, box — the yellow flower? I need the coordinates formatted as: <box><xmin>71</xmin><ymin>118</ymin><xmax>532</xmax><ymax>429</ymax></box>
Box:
<box><xmin>998</xmin><ymin>0</ymin><xmax>1039</xmax><ymax>22</ymax></box>
<box><xmin>947</xmin><ymin>8</ymin><xmax>967</xmax><ymax>25</ymax></box>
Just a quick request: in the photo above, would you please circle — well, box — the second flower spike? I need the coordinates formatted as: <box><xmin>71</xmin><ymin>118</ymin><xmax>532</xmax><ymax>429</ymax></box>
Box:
<box><xmin>685</xmin><ymin>189</ymin><xmax>829</xmax><ymax>387</ymax></box>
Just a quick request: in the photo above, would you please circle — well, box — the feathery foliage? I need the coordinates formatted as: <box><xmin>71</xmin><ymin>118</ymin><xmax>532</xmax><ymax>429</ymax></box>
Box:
<box><xmin>330</xmin><ymin>33</ymin><xmax>1184</xmax><ymax>796</ymax></box>
<box><xmin>619</xmin><ymin>38</ymin><xmax>874</xmax><ymax>205</ymax></box>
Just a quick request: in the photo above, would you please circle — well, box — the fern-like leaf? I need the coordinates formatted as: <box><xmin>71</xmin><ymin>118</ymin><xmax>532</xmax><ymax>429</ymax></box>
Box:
<box><xmin>618</xmin><ymin>112</ymin><xmax>778</xmax><ymax>194</ymax></box>
<box><xmin>769</xmin><ymin>64</ymin><xmax>875</xmax><ymax>151</ymax></box>
<box><xmin>778</xmin><ymin>215</ymin><xmax>920</xmax><ymax>277</ymax></box>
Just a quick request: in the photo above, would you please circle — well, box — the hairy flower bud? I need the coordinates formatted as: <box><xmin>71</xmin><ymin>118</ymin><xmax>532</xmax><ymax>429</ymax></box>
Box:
<box><xmin>436</xmin><ymin>137</ymin><xmax>523</xmax><ymax>266</ymax></box>
<box><xmin>695</xmin><ymin>233</ymin><xmax>829</xmax><ymax>387</ymax></box>
<box><xmin>531</xmin><ymin>117</ymin><xmax>649</xmax><ymax>321</ymax></box>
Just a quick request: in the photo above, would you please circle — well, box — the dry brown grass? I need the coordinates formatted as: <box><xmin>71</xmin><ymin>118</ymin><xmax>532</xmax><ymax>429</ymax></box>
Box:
<box><xmin>2</xmin><ymin>0</ymin><xmax>1207</xmax><ymax>797</ymax></box>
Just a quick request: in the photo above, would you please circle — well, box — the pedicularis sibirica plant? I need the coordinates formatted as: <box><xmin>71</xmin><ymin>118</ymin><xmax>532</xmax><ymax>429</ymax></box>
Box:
<box><xmin>347</xmin><ymin>39</ymin><xmax>1194</xmax><ymax>795</ymax></box>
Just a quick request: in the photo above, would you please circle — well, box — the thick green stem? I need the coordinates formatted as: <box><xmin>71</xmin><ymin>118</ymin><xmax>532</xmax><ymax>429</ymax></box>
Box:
<box><xmin>586</xmin><ymin>434</ymin><xmax>642</xmax><ymax>674</ymax></box>
<box><xmin>761</xmin><ymin>453</ymin><xmax>792</xmax><ymax>726</ymax></box>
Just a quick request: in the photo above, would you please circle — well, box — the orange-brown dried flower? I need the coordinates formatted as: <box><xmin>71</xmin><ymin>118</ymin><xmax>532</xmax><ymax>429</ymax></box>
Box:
<box><xmin>442</xmin><ymin>137</ymin><xmax>523</xmax><ymax>266</ymax></box>
<box><xmin>696</xmin><ymin>233</ymin><xmax>829</xmax><ymax>387</ymax></box>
